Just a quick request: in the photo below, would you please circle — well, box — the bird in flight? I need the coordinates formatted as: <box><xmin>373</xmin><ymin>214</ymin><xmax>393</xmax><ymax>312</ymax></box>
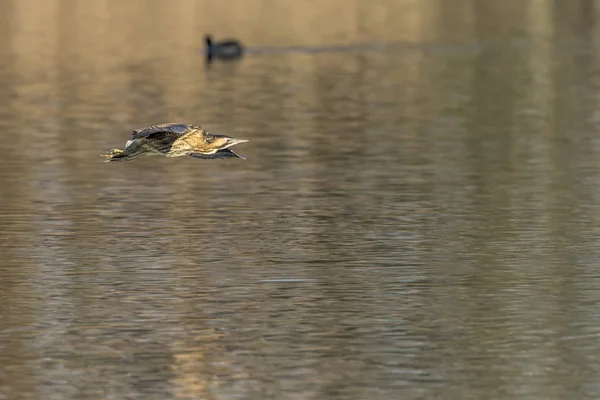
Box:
<box><xmin>102</xmin><ymin>123</ymin><xmax>248</xmax><ymax>162</ymax></box>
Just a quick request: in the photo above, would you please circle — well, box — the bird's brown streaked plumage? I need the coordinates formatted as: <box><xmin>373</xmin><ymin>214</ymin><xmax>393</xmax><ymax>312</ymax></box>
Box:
<box><xmin>102</xmin><ymin>123</ymin><xmax>248</xmax><ymax>162</ymax></box>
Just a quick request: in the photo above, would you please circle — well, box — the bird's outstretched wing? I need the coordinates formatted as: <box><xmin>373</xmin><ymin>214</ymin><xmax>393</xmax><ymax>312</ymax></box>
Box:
<box><xmin>131</xmin><ymin>123</ymin><xmax>196</xmax><ymax>140</ymax></box>
<box><xmin>190</xmin><ymin>149</ymin><xmax>246</xmax><ymax>160</ymax></box>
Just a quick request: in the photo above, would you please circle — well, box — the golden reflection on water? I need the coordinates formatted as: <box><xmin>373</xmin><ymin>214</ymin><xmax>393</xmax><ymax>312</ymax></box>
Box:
<box><xmin>2</xmin><ymin>1</ymin><xmax>600</xmax><ymax>399</ymax></box>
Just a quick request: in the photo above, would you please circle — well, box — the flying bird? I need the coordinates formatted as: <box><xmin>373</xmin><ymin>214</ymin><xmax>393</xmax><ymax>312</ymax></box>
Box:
<box><xmin>102</xmin><ymin>123</ymin><xmax>248</xmax><ymax>162</ymax></box>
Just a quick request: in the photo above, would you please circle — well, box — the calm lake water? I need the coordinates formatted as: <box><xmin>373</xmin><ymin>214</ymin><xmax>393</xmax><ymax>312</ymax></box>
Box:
<box><xmin>2</xmin><ymin>1</ymin><xmax>600</xmax><ymax>399</ymax></box>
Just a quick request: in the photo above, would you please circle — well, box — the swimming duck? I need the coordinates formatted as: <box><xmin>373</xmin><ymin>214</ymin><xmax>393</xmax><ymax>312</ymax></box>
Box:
<box><xmin>205</xmin><ymin>34</ymin><xmax>244</xmax><ymax>61</ymax></box>
<box><xmin>102</xmin><ymin>123</ymin><xmax>248</xmax><ymax>162</ymax></box>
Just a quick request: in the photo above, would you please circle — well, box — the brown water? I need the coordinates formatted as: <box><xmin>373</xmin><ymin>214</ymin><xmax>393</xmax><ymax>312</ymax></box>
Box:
<box><xmin>2</xmin><ymin>1</ymin><xmax>600</xmax><ymax>399</ymax></box>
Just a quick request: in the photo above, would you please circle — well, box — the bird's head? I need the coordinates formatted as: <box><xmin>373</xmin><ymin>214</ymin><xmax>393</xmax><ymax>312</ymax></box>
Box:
<box><xmin>203</xmin><ymin>132</ymin><xmax>248</xmax><ymax>149</ymax></box>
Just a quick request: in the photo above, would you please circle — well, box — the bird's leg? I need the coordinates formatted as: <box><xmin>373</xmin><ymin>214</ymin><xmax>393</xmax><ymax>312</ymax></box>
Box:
<box><xmin>101</xmin><ymin>141</ymin><xmax>150</xmax><ymax>162</ymax></box>
<box><xmin>101</xmin><ymin>148</ymin><xmax>128</xmax><ymax>161</ymax></box>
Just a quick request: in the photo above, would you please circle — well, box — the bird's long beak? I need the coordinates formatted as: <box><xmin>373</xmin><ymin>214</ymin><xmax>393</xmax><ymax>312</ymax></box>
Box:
<box><xmin>225</xmin><ymin>138</ymin><xmax>249</xmax><ymax>148</ymax></box>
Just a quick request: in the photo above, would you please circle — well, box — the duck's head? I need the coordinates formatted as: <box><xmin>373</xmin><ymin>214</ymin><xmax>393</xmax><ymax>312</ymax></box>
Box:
<box><xmin>204</xmin><ymin>34</ymin><xmax>213</xmax><ymax>48</ymax></box>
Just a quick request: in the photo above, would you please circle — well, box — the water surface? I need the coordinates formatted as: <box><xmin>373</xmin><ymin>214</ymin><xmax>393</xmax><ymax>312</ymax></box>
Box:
<box><xmin>2</xmin><ymin>1</ymin><xmax>600</xmax><ymax>399</ymax></box>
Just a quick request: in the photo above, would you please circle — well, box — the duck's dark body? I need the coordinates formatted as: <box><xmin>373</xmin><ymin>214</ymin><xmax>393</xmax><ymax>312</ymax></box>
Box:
<box><xmin>205</xmin><ymin>34</ymin><xmax>244</xmax><ymax>61</ymax></box>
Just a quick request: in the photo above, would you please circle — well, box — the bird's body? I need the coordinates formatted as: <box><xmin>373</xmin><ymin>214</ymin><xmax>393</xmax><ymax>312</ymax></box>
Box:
<box><xmin>102</xmin><ymin>123</ymin><xmax>248</xmax><ymax>162</ymax></box>
<box><xmin>205</xmin><ymin>34</ymin><xmax>244</xmax><ymax>61</ymax></box>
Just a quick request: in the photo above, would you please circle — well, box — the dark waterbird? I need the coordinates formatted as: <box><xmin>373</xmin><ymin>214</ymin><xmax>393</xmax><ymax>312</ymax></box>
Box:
<box><xmin>205</xmin><ymin>34</ymin><xmax>244</xmax><ymax>61</ymax></box>
<box><xmin>102</xmin><ymin>123</ymin><xmax>248</xmax><ymax>162</ymax></box>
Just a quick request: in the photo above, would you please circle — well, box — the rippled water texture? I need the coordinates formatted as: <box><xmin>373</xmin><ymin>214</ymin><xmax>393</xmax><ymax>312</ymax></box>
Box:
<box><xmin>2</xmin><ymin>1</ymin><xmax>600</xmax><ymax>399</ymax></box>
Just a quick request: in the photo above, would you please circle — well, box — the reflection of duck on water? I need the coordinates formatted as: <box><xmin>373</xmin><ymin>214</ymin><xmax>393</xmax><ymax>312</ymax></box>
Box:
<box><xmin>102</xmin><ymin>123</ymin><xmax>248</xmax><ymax>162</ymax></box>
<box><xmin>205</xmin><ymin>34</ymin><xmax>244</xmax><ymax>61</ymax></box>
